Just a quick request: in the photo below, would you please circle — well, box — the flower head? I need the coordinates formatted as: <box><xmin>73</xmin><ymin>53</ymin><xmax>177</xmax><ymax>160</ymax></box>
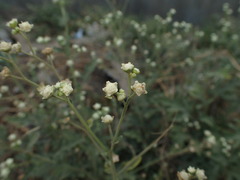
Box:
<box><xmin>102</xmin><ymin>81</ymin><xmax>118</xmax><ymax>99</ymax></box>
<box><xmin>187</xmin><ymin>166</ymin><xmax>196</xmax><ymax>174</ymax></box>
<box><xmin>131</xmin><ymin>81</ymin><xmax>147</xmax><ymax>96</ymax></box>
<box><xmin>0</xmin><ymin>67</ymin><xmax>10</xmax><ymax>79</ymax></box>
<box><xmin>116</xmin><ymin>89</ymin><xmax>126</xmax><ymax>101</ymax></box>
<box><xmin>101</xmin><ymin>114</ymin><xmax>114</xmax><ymax>124</ymax></box>
<box><xmin>11</xmin><ymin>42</ymin><xmax>21</xmax><ymax>53</ymax></box>
<box><xmin>42</xmin><ymin>47</ymin><xmax>53</xmax><ymax>55</ymax></box>
<box><xmin>37</xmin><ymin>85</ymin><xmax>54</xmax><ymax>99</ymax></box>
<box><xmin>19</xmin><ymin>21</ymin><xmax>34</xmax><ymax>32</ymax></box>
<box><xmin>196</xmin><ymin>168</ymin><xmax>207</xmax><ymax>180</ymax></box>
<box><xmin>6</xmin><ymin>18</ymin><xmax>18</xmax><ymax>28</ymax></box>
<box><xmin>55</xmin><ymin>79</ymin><xmax>73</xmax><ymax>96</ymax></box>
<box><xmin>93</xmin><ymin>103</ymin><xmax>101</xmax><ymax>110</ymax></box>
<box><xmin>0</xmin><ymin>41</ymin><xmax>12</xmax><ymax>52</ymax></box>
<box><xmin>121</xmin><ymin>62</ymin><xmax>134</xmax><ymax>72</ymax></box>
<box><xmin>177</xmin><ymin>170</ymin><xmax>189</xmax><ymax>180</ymax></box>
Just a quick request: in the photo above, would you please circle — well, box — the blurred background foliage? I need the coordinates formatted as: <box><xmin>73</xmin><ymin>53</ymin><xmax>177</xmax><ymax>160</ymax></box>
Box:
<box><xmin>0</xmin><ymin>0</ymin><xmax>240</xmax><ymax>180</ymax></box>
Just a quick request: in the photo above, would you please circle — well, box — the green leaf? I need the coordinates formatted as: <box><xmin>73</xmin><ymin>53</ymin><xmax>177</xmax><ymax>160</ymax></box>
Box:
<box><xmin>27</xmin><ymin>132</ymin><xmax>40</xmax><ymax>150</ymax></box>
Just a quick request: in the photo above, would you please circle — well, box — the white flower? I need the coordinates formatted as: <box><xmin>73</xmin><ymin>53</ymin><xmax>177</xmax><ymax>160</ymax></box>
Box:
<box><xmin>66</xmin><ymin>59</ymin><xmax>74</xmax><ymax>67</ymax></box>
<box><xmin>178</xmin><ymin>170</ymin><xmax>189</xmax><ymax>180</ymax></box>
<box><xmin>114</xmin><ymin>38</ymin><xmax>123</xmax><ymax>46</ymax></box>
<box><xmin>5</xmin><ymin>158</ymin><xmax>14</xmax><ymax>166</ymax></box>
<box><xmin>6</xmin><ymin>18</ymin><xmax>18</xmax><ymax>28</ymax></box>
<box><xmin>155</xmin><ymin>43</ymin><xmax>161</xmax><ymax>49</ymax></box>
<box><xmin>81</xmin><ymin>46</ymin><xmax>87</xmax><ymax>52</ymax></box>
<box><xmin>102</xmin><ymin>81</ymin><xmax>118</xmax><ymax>98</ymax></box>
<box><xmin>57</xmin><ymin>35</ymin><xmax>64</xmax><ymax>41</ymax></box>
<box><xmin>131</xmin><ymin>45</ymin><xmax>137</xmax><ymax>52</ymax></box>
<box><xmin>211</xmin><ymin>33</ymin><xmax>218</xmax><ymax>42</ymax></box>
<box><xmin>102</xmin><ymin>106</ymin><xmax>110</xmax><ymax>113</ymax></box>
<box><xmin>11</xmin><ymin>42</ymin><xmax>21</xmax><ymax>53</ymax></box>
<box><xmin>204</xmin><ymin>130</ymin><xmax>211</xmax><ymax>136</ymax></box>
<box><xmin>0</xmin><ymin>85</ymin><xmax>9</xmax><ymax>93</ymax></box>
<box><xmin>133</xmin><ymin>68</ymin><xmax>140</xmax><ymax>74</ymax></box>
<box><xmin>187</xmin><ymin>166</ymin><xmax>196</xmax><ymax>174</ymax></box>
<box><xmin>93</xmin><ymin>103</ymin><xmax>101</xmax><ymax>110</ymax></box>
<box><xmin>37</xmin><ymin>85</ymin><xmax>54</xmax><ymax>99</ymax></box>
<box><xmin>92</xmin><ymin>112</ymin><xmax>101</xmax><ymax>120</ymax></box>
<box><xmin>196</xmin><ymin>168</ymin><xmax>207</xmax><ymax>180</ymax></box>
<box><xmin>8</xmin><ymin>134</ymin><xmax>17</xmax><ymax>141</ymax></box>
<box><xmin>101</xmin><ymin>114</ymin><xmax>114</xmax><ymax>123</ymax></box>
<box><xmin>0</xmin><ymin>167</ymin><xmax>10</xmax><ymax>178</ymax></box>
<box><xmin>0</xmin><ymin>67</ymin><xmax>10</xmax><ymax>79</ymax></box>
<box><xmin>73</xmin><ymin>70</ymin><xmax>81</xmax><ymax>77</ymax></box>
<box><xmin>121</xmin><ymin>62</ymin><xmax>134</xmax><ymax>72</ymax></box>
<box><xmin>0</xmin><ymin>41</ymin><xmax>12</xmax><ymax>52</ymax></box>
<box><xmin>105</xmin><ymin>40</ymin><xmax>111</xmax><ymax>47</ymax></box>
<box><xmin>56</xmin><ymin>79</ymin><xmax>73</xmax><ymax>96</ymax></box>
<box><xmin>112</xmin><ymin>154</ymin><xmax>120</xmax><ymax>163</ymax></box>
<box><xmin>19</xmin><ymin>21</ymin><xmax>34</xmax><ymax>32</ymax></box>
<box><xmin>131</xmin><ymin>81</ymin><xmax>147</xmax><ymax>96</ymax></box>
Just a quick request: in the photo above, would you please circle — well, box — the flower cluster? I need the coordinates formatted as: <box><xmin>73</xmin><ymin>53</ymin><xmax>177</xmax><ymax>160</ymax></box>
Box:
<box><xmin>0</xmin><ymin>67</ymin><xmax>10</xmax><ymax>79</ymax></box>
<box><xmin>101</xmin><ymin>114</ymin><xmax>114</xmax><ymax>124</ymax></box>
<box><xmin>6</xmin><ymin>19</ymin><xmax>33</xmax><ymax>34</ymax></box>
<box><xmin>37</xmin><ymin>79</ymin><xmax>73</xmax><ymax>99</ymax></box>
<box><xmin>91</xmin><ymin>103</ymin><xmax>110</xmax><ymax>120</ymax></box>
<box><xmin>8</xmin><ymin>133</ymin><xmax>22</xmax><ymax>148</ymax></box>
<box><xmin>131</xmin><ymin>81</ymin><xmax>147</xmax><ymax>96</ymax></box>
<box><xmin>204</xmin><ymin>130</ymin><xmax>216</xmax><ymax>148</ymax></box>
<box><xmin>121</xmin><ymin>62</ymin><xmax>140</xmax><ymax>78</ymax></box>
<box><xmin>0</xmin><ymin>158</ymin><xmax>14</xmax><ymax>180</ymax></box>
<box><xmin>102</xmin><ymin>62</ymin><xmax>147</xmax><ymax>99</ymax></box>
<box><xmin>0</xmin><ymin>41</ymin><xmax>21</xmax><ymax>53</ymax></box>
<box><xmin>102</xmin><ymin>81</ymin><xmax>120</xmax><ymax>99</ymax></box>
<box><xmin>177</xmin><ymin>166</ymin><xmax>207</xmax><ymax>180</ymax></box>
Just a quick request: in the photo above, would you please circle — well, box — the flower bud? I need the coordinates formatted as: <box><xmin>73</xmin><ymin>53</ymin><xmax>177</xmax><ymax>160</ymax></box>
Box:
<box><xmin>37</xmin><ymin>85</ymin><xmax>54</xmax><ymax>99</ymax></box>
<box><xmin>116</xmin><ymin>89</ymin><xmax>126</xmax><ymax>101</ymax></box>
<box><xmin>129</xmin><ymin>72</ymin><xmax>137</xmax><ymax>78</ymax></box>
<box><xmin>177</xmin><ymin>170</ymin><xmax>189</xmax><ymax>180</ymax></box>
<box><xmin>196</xmin><ymin>168</ymin><xmax>207</xmax><ymax>180</ymax></box>
<box><xmin>133</xmin><ymin>68</ymin><xmax>140</xmax><ymax>74</ymax></box>
<box><xmin>121</xmin><ymin>62</ymin><xmax>134</xmax><ymax>72</ymax></box>
<box><xmin>6</xmin><ymin>18</ymin><xmax>18</xmax><ymax>29</ymax></box>
<box><xmin>19</xmin><ymin>21</ymin><xmax>34</xmax><ymax>32</ymax></box>
<box><xmin>0</xmin><ymin>41</ymin><xmax>12</xmax><ymax>52</ymax></box>
<box><xmin>0</xmin><ymin>67</ymin><xmax>11</xmax><ymax>79</ymax></box>
<box><xmin>42</xmin><ymin>47</ymin><xmax>53</xmax><ymax>55</ymax></box>
<box><xmin>101</xmin><ymin>114</ymin><xmax>114</xmax><ymax>124</ymax></box>
<box><xmin>12</xmin><ymin>27</ymin><xmax>20</xmax><ymax>35</ymax></box>
<box><xmin>187</xmin><ymin>166</ymin><xmax>196</xmax><ymax>174</ymax></box>
<box><xmin>55</xmin><ymin>79</ymin><xmax>73</xmax><ymax>97</ymax></box>
<box><xmin>11</xmin><ymin>42</ymin><xmax>21</xmax><ymax>53</ymax></box>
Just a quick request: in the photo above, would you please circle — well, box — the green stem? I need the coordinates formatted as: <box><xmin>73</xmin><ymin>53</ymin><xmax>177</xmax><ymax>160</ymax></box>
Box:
<box><xmin>10</xmin><ymin>75</ymin><xmax>38</xmax><ymax>87</ymax></box>
<box><xmin>70</xmin><ymin>121</ymin><xmax>106</xmax><ymax>158</ymax></box>
<box><xmin>0</xmin><ymin>56</ymin><xmax>38</xmax><ymax>87</ymax></box>
<box><xmin>118</xmin><ymin>124</ymin><xmax>173</xmax><ymax>175</ymax></box>
<box><xmin>19</xmin><ymin>32</ymin><xmax>35</xmax><ymax>55</ymax></box>
<box><xmin>113</xmin><ymin>93</ymin><xmax>135</xmax><ymax>144</ymax></box>
<box><xmin>108</xmin><ymin>124</ymin><xmax>118</xmax><ymax>180</ymax></box>
<box><xmin>66</xmin><ymin>98</ymin><xmax>107</xmax><ymax>153</ymax></box>
<box><xmin>48</xmin><ymin>56</ymin><xmax>62</xmax><ymax>80</ymax></box>
<box><xmin>23</xmin><ymin>52</ymin><xmax>61</xmax><ymax>80</ymax></box>
<box><xmin>60</xmin><ymin>4</ymin><xmax>70</xmax><ymax>56</ymax></box>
